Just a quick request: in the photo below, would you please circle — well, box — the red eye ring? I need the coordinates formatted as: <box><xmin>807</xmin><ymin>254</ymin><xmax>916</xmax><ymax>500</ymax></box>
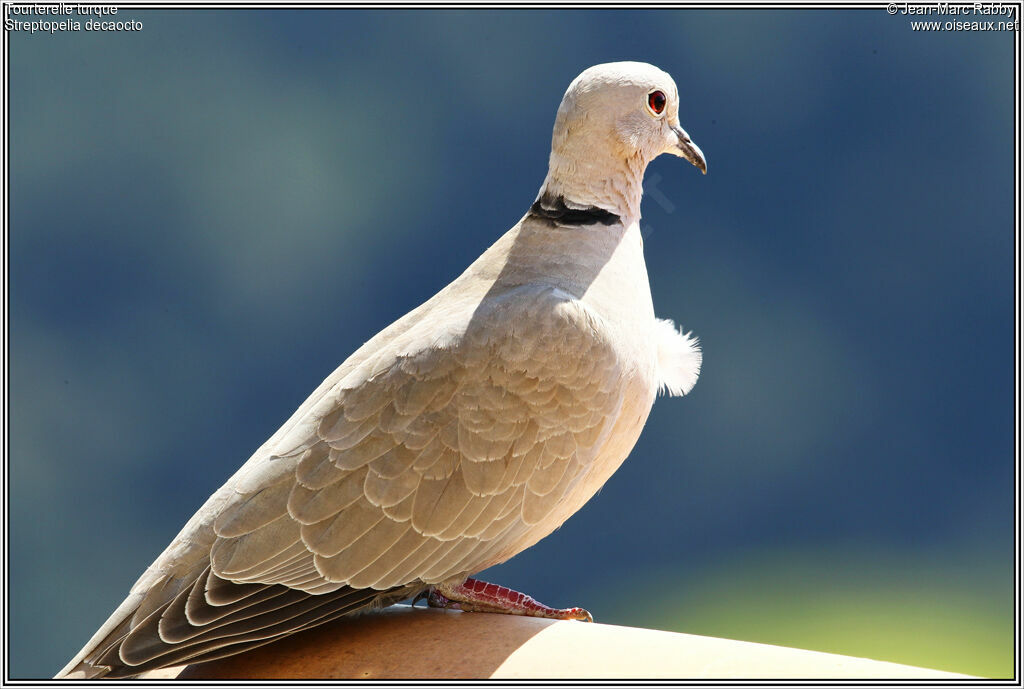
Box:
<box><xmin>647</xmin><ymin>90</ymin><xmax>667</xmax><ymax>115</ymax></box>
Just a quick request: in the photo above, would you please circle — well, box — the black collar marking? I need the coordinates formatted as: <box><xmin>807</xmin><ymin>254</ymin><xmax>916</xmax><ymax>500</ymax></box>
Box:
<box><xmin>528</xmin><ymin>194</ymin><xmax>621</xmax><ymax>227</ymax></box>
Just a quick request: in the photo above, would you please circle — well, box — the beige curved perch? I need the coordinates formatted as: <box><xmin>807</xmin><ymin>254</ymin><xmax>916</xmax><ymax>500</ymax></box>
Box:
<box><xmin>137</xmin><ymin>605</ymin><xmax>971</xmax><ymax>680</ymax></box>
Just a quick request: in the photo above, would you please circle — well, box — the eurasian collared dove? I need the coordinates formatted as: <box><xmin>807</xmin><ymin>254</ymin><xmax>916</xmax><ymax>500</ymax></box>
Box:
<box><xmin>57</xmin><ymin>61</ymin><xmax>705</xmax><ymax>679</ymax></box>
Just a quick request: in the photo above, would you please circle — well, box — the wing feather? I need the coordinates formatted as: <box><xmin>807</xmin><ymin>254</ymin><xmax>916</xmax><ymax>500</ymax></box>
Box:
<box><xmin>345</xmin><ymin>530</ymin><xmax>432</xmax><ymax>589</ymax></box>
<box><xmin>412</xmin><ymin>438</ymin><xmax>459</xmax><ymax>479</ymax></box>
<box><xmin>462</xmin><ymin>484</ymin><xmax>520</xmax><ymax>538</ymax></box>
<box><xmin>212</xmin><ymin>477</ymin><xmax>292</xmax><ymax>538</ymax></box>
<box><xmin>364</xmin><ymin>465</ymin><xmax>421</xmax><ymax>507</ymax></box>
<box><xmin>330</xmin><ymin>430</ymin><xmax>394</xmax><ymax>469</ymax></box>
<box><xmin>368</xmin><ymin>444</ymin><xmax>421</xmax><ymax>479</ymax></box>
<box><xmin>209</xmin><ymin>515</ymin><xmax>302</xmax><ymax>577</ymax></box>
<box><xmin>317</xmin><ymin>409</ymin><xmax>378</xmax><ymax>449</ymax></box>
<box><xmin>288</xmin><ymin>466</ymin><xmax>368</xmax><ymax>525</ymax></box>
<box><xmin>416</xmin><ymin>537</ymin><xmax>481</xmax><ymax>583</ymax></box>
<box><xmin>525</xmin><ymin>453</ymin><xmax>573</xmax><ymax>497</ymax></box>
<box><xmin>410</xmin><ymin>470</ymin><xmax>478</xmax><ymax>538</ymax></box>
<box><xmin>206</xmin><ymin>285</ymin><xmax>624</xmax><ymax>604</ymax></box>
<box><xmin>373</xmin><ymin>537</ymin><xmax>448</xmax><ymax>588</ymax></box>
<box><xmin>294</xmin><ymin>444</ymin><xmax>345</xmax><ymax>489</ymax></box>
<box><xmin>522</xmin><ymin>459</ymin><xmax>581</xmax><ymax>525</ymax></box>
<box><xmin>381</xmin><ymin>489</ymin><xmax>417</xmax><ymax>522</ymax></box>
<box><xmin>197</xmin><ymin>571</ymin><xmax>265</xmax><ymax>609</ymax></box>
<box><xmin>299</xmin><ymin>496</ymin><xmax>384</xmax><ymax>559</ymax></box>
<box><xmin>313</xmin><ymin>518</ymin><xmax>411</xmax><ymax>585</ymax></box>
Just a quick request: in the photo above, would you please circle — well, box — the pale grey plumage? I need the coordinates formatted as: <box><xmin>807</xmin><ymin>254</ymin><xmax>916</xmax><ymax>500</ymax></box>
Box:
<box><xmin>57</xmin><ymin>61</ymin><xmax>703</xmax><ymax>679</ymax></box>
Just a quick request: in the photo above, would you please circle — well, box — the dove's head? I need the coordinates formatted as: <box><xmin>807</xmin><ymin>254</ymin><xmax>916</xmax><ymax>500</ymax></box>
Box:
<box><xmin>539</xmin><ymin>61</ymin><xmax>705</xmax><ymax>222</ymax></box>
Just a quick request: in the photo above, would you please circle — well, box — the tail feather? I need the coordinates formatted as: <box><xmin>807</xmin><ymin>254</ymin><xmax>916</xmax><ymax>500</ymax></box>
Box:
<box><xmin>56</xmin><ymin>564</ymin><xmax>419</xmax><ymax>679</ymax></box>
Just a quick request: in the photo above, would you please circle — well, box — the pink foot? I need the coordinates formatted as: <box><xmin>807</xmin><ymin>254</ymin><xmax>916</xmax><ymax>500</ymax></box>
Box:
<box><xmin>416</xmin><ymin>577</ymin><xmax>593</xmax><ymax>622</ymax></box>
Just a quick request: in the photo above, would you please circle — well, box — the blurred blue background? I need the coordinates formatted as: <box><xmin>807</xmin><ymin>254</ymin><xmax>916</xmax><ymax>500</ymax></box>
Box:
<box><xmin>9</xmin><ymin>8</ymin><xmax>1015</xmax><ymax>679</ymax></box>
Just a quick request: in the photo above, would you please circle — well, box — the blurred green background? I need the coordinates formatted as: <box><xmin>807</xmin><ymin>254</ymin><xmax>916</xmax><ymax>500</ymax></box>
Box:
<box><xmin>8</xmin><ymin>8</ymin><xmax>1015</xmax><ymax>679</ymax></box>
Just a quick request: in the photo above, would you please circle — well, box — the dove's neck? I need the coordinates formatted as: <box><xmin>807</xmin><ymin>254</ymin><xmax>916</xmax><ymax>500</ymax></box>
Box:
<box><xmin>537</xmin><ymin>147</ymin><xmax>647</xmax><ymax>225</ymax></box>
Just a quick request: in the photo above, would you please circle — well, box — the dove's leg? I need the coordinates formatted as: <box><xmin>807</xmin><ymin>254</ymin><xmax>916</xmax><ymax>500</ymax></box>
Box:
<box><xmin>418</xmin><ymin>577</ymin><xmax>593</xmax><ymax>622</ymax></box>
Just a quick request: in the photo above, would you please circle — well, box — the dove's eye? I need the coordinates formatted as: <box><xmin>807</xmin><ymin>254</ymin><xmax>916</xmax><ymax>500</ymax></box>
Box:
<box><xmin>647</xmin><ymin>90</ymin><xmax>667</xmax><ymax>116</ymax></box>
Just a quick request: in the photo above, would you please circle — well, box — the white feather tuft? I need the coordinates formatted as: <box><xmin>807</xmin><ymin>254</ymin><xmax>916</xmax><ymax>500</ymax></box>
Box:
<box><xmin>654</xmin><ymin>318</ymin><xmax>702</xmax><ymax>397</ymax></box>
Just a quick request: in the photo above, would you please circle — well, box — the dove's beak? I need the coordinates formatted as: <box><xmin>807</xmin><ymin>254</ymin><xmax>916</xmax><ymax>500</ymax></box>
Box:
<box><xmin>672</xmin><ymin>125</ymin><xmax>707</xmax><ymax>175</ymax></box>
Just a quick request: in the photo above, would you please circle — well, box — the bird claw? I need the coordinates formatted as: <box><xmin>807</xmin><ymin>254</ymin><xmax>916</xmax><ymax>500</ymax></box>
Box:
<box><xmin>411</xmin><ymin>589</ymin><xmax>430</xmax><ymax>609</ymax></box>
<box><xmin>426</xmin><ymin>578</ymin><xmax>594</xmax><ymax>622</ymax></box>
<box><xmin>567</xmin><ymin>607</ymin><xmax>594</xmax><ymax>623</ymax></box>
